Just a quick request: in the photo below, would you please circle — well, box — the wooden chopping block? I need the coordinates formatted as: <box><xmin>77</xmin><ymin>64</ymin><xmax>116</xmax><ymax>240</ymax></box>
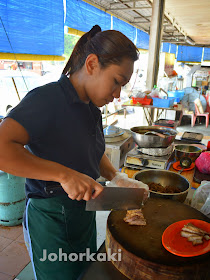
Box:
<box><xmin>106</xmin><ymin>197</ymin><xmax>210</xmax><ymax>280</ymax></box>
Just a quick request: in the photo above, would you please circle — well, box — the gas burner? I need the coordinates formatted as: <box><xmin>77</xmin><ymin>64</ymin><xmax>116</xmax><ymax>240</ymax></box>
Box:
<box><xmin>124</xmin><ymin>146</ymin><xmax>174</xmax><ymax>170</ymax></box>
<box><xmin>138</xmin><ymin>144</ymin><xmax>174</xmax><ymax>157</ymax></box>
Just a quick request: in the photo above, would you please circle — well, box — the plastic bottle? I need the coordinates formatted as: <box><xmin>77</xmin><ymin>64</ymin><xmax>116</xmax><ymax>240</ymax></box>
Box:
<box><xmin>151</xmin><ymin>85</ymin><xmax>159</xmax><ymax>98</ymax></box>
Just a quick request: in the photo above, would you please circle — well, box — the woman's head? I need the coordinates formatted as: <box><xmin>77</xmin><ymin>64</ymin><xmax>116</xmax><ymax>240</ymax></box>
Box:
<box><xmin>63</xmin><ymin>25</ymin><xmax>139</xmax><ymax>76</ymax></box>
<box><xmin>63</xmin><ymin>25</ymin><xmax>139</xmax><ymax>107</ymax></box>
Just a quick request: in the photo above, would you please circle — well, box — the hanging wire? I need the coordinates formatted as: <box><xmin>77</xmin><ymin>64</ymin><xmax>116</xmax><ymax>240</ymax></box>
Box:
<box><xmin>0</xmin><ymin>16</ymin><xmax>29</xmax><ymax>92</ymax></box>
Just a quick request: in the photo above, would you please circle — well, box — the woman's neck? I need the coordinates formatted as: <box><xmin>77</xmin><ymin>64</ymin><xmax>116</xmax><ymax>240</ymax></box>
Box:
<box><xmin>69</xmin><ymin>72</ymin><xmax>90</xmax><ymax>104</ymax></box>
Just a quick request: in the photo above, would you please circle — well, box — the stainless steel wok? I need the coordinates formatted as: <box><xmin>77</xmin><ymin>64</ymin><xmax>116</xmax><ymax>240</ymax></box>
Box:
<box><xmin>130</xmin><ymin>126</ymin><xmax>177</xmax><ymax>148</ymax></box>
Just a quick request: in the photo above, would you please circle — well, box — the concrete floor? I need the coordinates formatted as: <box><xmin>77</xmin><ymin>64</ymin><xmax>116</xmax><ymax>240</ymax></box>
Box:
<box><xmin>2</xmin><ymin>109</ymin><xmax>210</xmax><ymax>280</ymax></box>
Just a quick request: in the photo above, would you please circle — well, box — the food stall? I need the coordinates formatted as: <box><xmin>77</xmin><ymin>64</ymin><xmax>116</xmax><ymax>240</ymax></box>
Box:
<box><xmin>80</xmin><ymin>125</ymin><xmax>210</xmax><ymax>280</ymax></box>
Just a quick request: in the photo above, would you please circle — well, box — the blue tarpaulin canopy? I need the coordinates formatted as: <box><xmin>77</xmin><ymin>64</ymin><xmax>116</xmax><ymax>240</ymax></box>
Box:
<box><xmin>0</xmin><ymin>0</ymin><xmax>210</xmax><ymax>60</ymax></box>
<box><xmin>65</xmin><ymin>0</ymin><xmax>111</xmax><ymax>32</ymax></box>
<box><xmin>162</xmin><ymin>43</ymin><xmax>177</xmax><ymax>56</ymax></box>
<box><xmin>113</xmin><ymin>17</ymin><xmax>136</xmax><ymax>43</ymax></box>
<box><xmin>170</xmin><ymin>44</ymin><xmax>177</xmax><ymax>55</ymax></box>
<box><xmin>162</xmin><ymin>43</ymin><xmax>170</xmax><ymax>53</ymax></box>
<box><xmin>203</xmin><ymin>48</ymin><xmax>210</xmax><ymax>61</ymax></box>
<box><xmin>177</xmin><ymin>45</ymin><xmax>203</xmax><ymax>62</ymax></box>
<box><xmin>0</xmin><ymin>0</ymin><xmax>64</xmax><ymax>56</ymax></box>
<box><xmin>65</xmin><ymin>0</ymin><xmax>150</xmax><ymax>50</ymax></box>
<box><xmin>136</xmin><ymin>29</ymin><xmax>149</xmax><ymax>50</ymax></box>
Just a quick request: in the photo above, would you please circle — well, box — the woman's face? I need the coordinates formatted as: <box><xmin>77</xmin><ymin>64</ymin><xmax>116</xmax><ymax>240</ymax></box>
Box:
<box><xmin>85</xmin><ymin>57</ymin><xmax>134</xmax><ymax>107</ymax></box>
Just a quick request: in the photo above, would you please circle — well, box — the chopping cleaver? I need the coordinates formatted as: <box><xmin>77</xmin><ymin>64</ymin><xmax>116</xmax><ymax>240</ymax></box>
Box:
<box><xmin>85</xmin><ymin>186</ymin><xmax>146</xmax><ymax>211</ymax></box>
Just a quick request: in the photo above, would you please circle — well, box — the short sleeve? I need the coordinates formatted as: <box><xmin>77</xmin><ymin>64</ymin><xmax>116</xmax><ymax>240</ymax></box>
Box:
<box><xmin>6</xmin><ymin>83</ymin><xmax>58</xmax><ymax>144</ymax></box>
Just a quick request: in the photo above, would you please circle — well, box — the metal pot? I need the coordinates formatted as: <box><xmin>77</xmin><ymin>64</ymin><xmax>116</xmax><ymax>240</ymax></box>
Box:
<box><xmin>175</xmin><ymin>145</ymin><xmax>202</xmax><ymax>162</ymax></box>
<box><xmin>133</xmin><ymin>169</ymin><xmax>190</xmax><ymax>203</ymax></box>
<box><xmin>130</xmin><ymin>126</ymin><xmax>177</xmax><ymax>148</ymax></box>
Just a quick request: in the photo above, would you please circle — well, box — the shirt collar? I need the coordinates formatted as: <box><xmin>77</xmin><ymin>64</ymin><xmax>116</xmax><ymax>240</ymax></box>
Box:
<box><xmin>59</xmin><ymin>74</ymin><xmax>102</xmax><ymax>122</ymax></box>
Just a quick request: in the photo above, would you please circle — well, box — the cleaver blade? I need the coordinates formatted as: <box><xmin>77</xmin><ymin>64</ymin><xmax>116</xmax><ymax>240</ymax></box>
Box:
<box><xmin>85</xmin><ymin>186</ymin><xmax>145</xmax><ymax>211</ymax></box>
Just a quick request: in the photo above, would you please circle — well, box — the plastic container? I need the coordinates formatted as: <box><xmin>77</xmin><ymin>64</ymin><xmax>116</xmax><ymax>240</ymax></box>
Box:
<box><xmin>131</xmin><ymin>96</ymin><xmax>152</xmax><ymax>105</ymax></box>
<box><xmin>152</xmin><ymin>97</ymin><xmax>175</xmax><ymax>108</ymax></box>
<box><xmin>167</xmin><ymin>90</ymin><xmax>185</xmax><ymax>100</ymax></box>
<box><xmin>168</xmin><ymin>96</ymin><xmax>180</xmax><ymax>103</ymax></box>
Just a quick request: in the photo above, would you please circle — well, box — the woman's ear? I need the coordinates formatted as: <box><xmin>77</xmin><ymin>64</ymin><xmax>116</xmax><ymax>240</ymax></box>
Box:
<box><xmin>85</xmin><ymin>54</ymin><xmax>100</xmax><ymax>75</ymax></box>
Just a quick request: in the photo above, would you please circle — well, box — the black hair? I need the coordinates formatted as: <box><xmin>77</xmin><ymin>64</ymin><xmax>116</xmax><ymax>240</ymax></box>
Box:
<box><xmin>63</xmin><ymin>25</ymin><xmax>139</xmax><ymax>75</ymax></box>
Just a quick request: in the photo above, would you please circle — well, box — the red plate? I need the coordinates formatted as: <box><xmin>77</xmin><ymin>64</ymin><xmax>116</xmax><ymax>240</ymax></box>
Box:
<box><xmin>162</xmin><ymin>219</ymin><xmax>210</xmax><ymax>257</ymax></box>
<box><xmin>173</xmin><ymin>161</ymin><xmax>195</xmax><ymax>171</ymax></box>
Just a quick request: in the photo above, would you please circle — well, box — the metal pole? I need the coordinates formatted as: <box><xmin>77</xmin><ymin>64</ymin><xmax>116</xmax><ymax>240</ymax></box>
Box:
<box><xmin>146</xmin><ymin>0</ymin><xmax>165</xmax><ymax>89</ymax></box>
<box><xmin>12</xmin><ymin>77</ymin><xmax>21</xmax><ymax>101</ymax></box>
<box><xmin>146</xmin><ymin>0</ymin><xmax>165</xmax><ymax>123</ymax></box>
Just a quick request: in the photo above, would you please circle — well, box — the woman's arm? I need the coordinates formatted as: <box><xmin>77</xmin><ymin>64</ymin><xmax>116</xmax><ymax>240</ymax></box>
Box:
<box><xmin>99</xmin><ymin>153</ymin><xmax>117</xmax><ymax>181</ymax></box>
<box><xmin>0</xmin><ymin>118</ymin><xmax>103</xmax><ymax>201</ymax></box>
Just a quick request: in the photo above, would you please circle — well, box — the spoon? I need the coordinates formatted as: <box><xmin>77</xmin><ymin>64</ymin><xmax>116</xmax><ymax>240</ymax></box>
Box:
<box><xmin>178</xmin><ymin>157</ymin><xmax>192</xmax><ymax>174</ymax></box>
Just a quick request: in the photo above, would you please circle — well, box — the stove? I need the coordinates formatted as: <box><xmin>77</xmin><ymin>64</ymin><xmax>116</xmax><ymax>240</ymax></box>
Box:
<box><xmin>124</xmin><ymin>145</ymin><xmax>174</xmax><ymax>170</ymax></box>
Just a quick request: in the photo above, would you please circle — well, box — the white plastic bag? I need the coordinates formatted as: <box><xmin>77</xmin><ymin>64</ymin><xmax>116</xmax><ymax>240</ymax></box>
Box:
<box><xmin>132</xmin><ymin>90</ymin><xmax>145</xmax><ymax>98</ymax></box>
<box><xmin>149</xmin><ymin>89</ymin><xmax>159</xmax><ymax>98</ymax></box>
<box><xmin>191</xmin><ymin>181</ymin><xmax>210</xmax><ymax>218</ymax></box>
<box><xmin>107</xmin><ymin>172</ymin><xmax>149</xmax><ymax>204</ymax></box>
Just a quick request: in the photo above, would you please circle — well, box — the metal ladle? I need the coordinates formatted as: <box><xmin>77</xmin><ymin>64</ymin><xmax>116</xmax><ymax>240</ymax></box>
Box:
<box><xmin>144</xmin><ymin>131</ymin><xmax>167</xmax><ymax>138</ymax></box>
<box><xmin>178</xmin><ymin>157</ymin><xmax>192</xmax><ymax>174</ymax></box>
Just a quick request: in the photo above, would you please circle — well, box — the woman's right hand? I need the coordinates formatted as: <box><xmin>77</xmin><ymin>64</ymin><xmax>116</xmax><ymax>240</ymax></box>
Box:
<box><xmin>60</xmin><ymin>169</ymin><xmax>104</xmax><ymax>201</ymax></box>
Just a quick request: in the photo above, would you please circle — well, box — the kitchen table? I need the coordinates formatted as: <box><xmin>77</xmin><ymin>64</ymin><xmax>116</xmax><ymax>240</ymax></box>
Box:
<box><xmin>122</xmin><ymin>101</ymin><xmax>183</xmax><ymax>126</ymax></box>
<box><xmin>169</xmin><ymin>163</ymin><xmax>200</xmax><ymax>189</ymax></box>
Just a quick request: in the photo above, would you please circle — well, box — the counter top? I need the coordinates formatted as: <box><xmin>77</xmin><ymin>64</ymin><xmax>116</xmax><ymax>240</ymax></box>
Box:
<box><xmin>169</xmin><ymin>163</ymin><xmax>200</xmax><ymax>189</ymax></box>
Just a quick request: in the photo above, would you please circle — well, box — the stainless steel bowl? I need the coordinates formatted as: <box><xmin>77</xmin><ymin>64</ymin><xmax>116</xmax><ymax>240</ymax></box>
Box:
<box><xmin>175</xmin><ymin>145</ymin><xmax>202</xmax><ymax>162</ymax></box>
<box><xmin>133</xmin><ymin>169</ymin><xmax>190</xmax><ymax>202</ymax></box>
<box><xmin>130</xmin><ymin>126</ymin><xmax>177</xmax><ymax>148</ymax></box>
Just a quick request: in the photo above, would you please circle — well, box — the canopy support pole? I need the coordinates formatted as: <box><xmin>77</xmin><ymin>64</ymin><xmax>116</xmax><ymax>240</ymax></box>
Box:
<box><xmin>146</xmin><ymin>0</ymin><xmax>165</xmax><ymax>89</ymax></box>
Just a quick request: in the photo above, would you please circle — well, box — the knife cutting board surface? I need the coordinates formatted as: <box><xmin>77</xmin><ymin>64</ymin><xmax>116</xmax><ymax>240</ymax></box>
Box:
<box><xmin>106</xmin><ymin>197</ymin><xmax>210</xmax><ymax>280</ymax></box>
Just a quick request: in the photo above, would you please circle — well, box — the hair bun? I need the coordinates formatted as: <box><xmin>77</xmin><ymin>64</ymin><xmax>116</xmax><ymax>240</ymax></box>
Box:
<box><xmin>88</xmin><ymin>25</ymin><xmax>101</xmax><ymax>40</ymax></box>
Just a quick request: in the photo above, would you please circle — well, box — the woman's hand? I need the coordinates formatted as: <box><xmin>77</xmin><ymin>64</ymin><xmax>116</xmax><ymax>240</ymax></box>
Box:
<box><xmin>60</xmin><ymin>169</ymin><xmax>104</xmax><ymax>201</ymax></box>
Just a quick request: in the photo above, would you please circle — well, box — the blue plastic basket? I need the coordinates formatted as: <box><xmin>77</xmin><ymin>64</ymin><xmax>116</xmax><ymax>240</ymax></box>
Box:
<box><xmin>167</xmin><ymin>90</ymin><xmax>185</xmax><ymax>100</ymax></box>
<box><xmin>168</xmin><ymin>97</ymin><xmax>180</xmax><ymax>103</ymax></box>
<box><xmin>152</xmin><ymin>97</ymin><xmax>175</xmax><ymax>108</ymax></box>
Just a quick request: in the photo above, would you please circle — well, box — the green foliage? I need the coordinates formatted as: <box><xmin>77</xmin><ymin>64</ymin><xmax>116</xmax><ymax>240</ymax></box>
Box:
<box><xmin>64</xmin><ymin>34</ymin><xmax>79</xmax><ymax>60</ymax></box>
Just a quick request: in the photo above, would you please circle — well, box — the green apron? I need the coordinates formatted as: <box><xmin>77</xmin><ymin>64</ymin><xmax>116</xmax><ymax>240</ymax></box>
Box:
<box><xmin>24</xmin><ymin>194</ymin><xmax>96</xmax><ymax>280</ymax></box>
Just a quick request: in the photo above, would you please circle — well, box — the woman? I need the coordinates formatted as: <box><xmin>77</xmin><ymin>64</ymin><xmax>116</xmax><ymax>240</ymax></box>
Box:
<box><xmin>0</xmin><ymin>25</ymin><xmax>139</xmax><ymax>279</ymax></box>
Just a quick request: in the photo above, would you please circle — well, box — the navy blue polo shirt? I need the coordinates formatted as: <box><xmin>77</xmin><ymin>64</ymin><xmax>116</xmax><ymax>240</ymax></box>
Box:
<box><xmin>7</xmin><ymin>74</ymin><xmax>105</xmax><ymax>199</ymax></box>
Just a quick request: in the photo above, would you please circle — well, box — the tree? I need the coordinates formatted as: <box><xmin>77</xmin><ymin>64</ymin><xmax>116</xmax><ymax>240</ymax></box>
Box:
<box><xmin>64</xmin><ymin>34</ymin><xmax>79</xmax><ymax>60</ymax></box>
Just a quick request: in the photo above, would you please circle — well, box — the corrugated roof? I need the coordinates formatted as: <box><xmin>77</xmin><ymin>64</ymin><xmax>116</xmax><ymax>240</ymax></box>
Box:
<box><xmin>85</xmin><ymin>0</ymin><xmax>210</xmax><ymax>47</ymax></box>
